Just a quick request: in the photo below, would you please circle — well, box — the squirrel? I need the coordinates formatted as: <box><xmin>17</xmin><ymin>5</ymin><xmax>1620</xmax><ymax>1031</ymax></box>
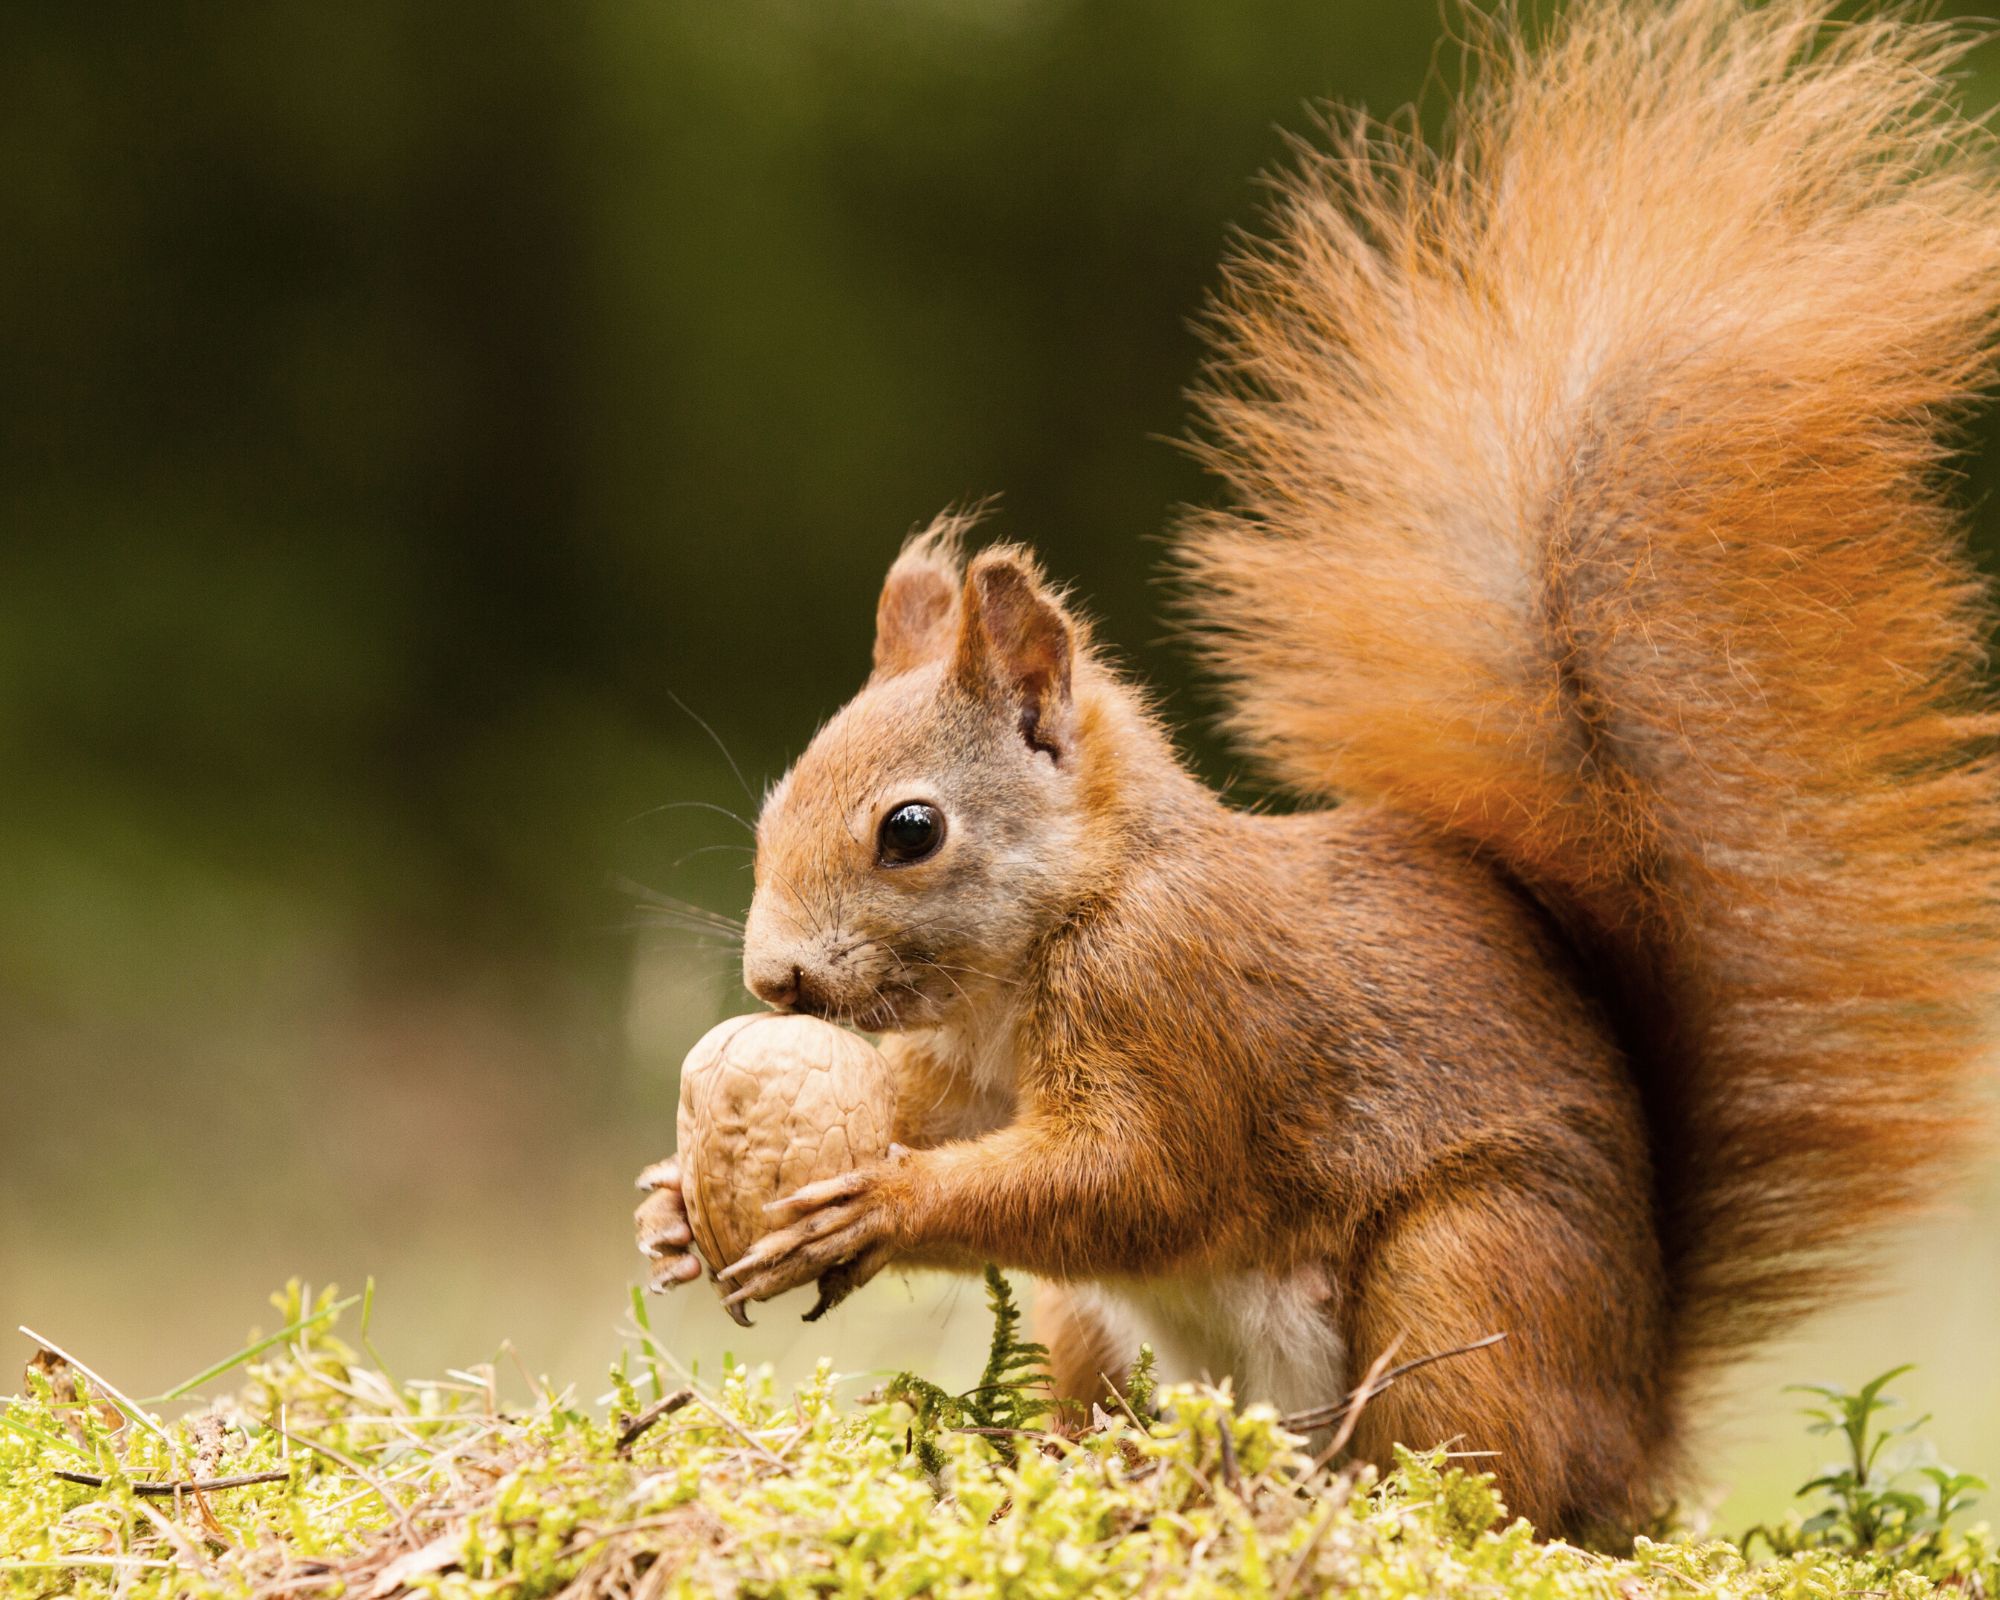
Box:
<box><xmin>637</xmin><ymin>0</ymin><xmax>2000</xmax><ymax>1537</ymax></box>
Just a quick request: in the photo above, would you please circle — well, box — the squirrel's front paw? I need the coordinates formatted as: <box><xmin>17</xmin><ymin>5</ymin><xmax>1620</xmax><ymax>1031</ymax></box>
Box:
<box><xmin>634</xmin><ymin>1158</ymin><xmax>704</xmax><ymax>1294</ymax></box>
<box><xmin>715</xmin><ymin>1146</ymin><xmax>913</xmax><ymax>1319</ymax></box>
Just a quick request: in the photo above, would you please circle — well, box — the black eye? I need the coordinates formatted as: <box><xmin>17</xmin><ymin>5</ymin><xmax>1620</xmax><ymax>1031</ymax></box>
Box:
<box><xmin>878</xmin><ymin>802</ymin><xmax>945</xmax><ymax>865</ymax></box>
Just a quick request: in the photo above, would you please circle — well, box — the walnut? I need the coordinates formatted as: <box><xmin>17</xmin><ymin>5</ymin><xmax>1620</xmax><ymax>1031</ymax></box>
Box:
<box><xmin>676</xmin><ymin>1013</ymin><xmax>894</xmax><ymax>1314</ymax></box>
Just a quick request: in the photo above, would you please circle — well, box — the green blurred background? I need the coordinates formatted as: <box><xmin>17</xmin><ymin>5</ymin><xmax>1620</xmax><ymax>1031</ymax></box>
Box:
<box><xmin>4</xmin><ymin>1</ymin><xmax>1995</xmax><ymax>1526</ymax></box>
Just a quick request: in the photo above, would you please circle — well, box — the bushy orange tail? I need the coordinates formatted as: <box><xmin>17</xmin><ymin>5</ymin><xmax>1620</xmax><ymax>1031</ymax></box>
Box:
<box><xmin>1178</xmin><ymin>0</ymin><xmax>2000</xmax><ymax>1395</ymax></box>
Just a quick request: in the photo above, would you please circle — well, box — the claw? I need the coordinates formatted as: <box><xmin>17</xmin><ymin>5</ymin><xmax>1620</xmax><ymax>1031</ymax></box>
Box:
<box><xmin>639</xmin><ymin>1219</ymin><xmax>691</xmax><ymax>1252</ymax></box>
<box><xmin>763</xmin><ymin>1168</ymin><xmax>870</xmax><ymax>1220</ymax></box>
<box><xmin>646</xmin><ymin>1254</ymin><xmax>703</xmax><ymax>1294</ymax></box>
<box><xmin>721</xmin><ymin>1260</ymin><xmax>796</xmax><ymax>1309</ymax></box>
<box><xmin>715</xmin><ymin>1243</ymin><xmax>768</xmax><ymax>1284</ymax></box>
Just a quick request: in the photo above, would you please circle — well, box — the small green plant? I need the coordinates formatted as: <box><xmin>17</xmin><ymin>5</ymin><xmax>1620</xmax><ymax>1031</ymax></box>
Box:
<box><xmin>1126</xmin><ymin>1342</ymin><xmax>1157</xmax><ymax>1418</ymax></box>
<box><xmin>964</xmin><ymin>1263</ymin><xmax>1054</xmax><ymax>1438</ymax></box>
<box><xmin>1743</xmin><ymin>1363</ymin><xmax>1991</xmax><ymax>1582</ymax></box>
<box><xmin>885</xmin><ymin>1264</ymin><xmax>1052</xmax><ymax>1472</ymax></box>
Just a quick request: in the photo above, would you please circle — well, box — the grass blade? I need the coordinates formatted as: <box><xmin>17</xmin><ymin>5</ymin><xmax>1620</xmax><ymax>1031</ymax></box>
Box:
<box><xmin>145</xmin><ymin>1294</ymin><xmax>359</xmax><ymax>1404</ymax></box>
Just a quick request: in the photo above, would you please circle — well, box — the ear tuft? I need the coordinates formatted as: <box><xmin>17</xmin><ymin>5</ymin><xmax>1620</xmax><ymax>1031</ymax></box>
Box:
<box><xmin>954</xmin><ymin>547</ymin><xmax>1076</xmax><ymax>761</ymax></box>
<box><xmin>872</xmin><ymin>513</ymin><xmax>972</xmax><ymax>677</ymax></box>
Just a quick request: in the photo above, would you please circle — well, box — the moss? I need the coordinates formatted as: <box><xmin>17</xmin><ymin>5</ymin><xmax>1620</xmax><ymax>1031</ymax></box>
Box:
<box><xmin>1</xmin><ymin>1283</ymin><xmax>1990</xmax><ymax>1599</ymax></box>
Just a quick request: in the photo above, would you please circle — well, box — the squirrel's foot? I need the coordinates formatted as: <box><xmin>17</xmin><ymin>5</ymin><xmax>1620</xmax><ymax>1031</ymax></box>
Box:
<box><xmin>716</xmin><ymin>1146</ymin><xmax>912</xmax><ymax>1315</ymax></box>
<box><xmin>634</xmin><ymin>1158</ymin><xmax>704</xmax><ymax>1294</ymax></box>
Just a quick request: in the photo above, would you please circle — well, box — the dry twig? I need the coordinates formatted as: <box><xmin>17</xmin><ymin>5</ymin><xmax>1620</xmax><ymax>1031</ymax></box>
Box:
<box><xmin>50</xmin><ymin>1469</ymin><xmax>290</xmax><ymax>1496</ymax></box>
<box><xmin>1215</xmin><ymin>1411</ymin><xmax>1242</xmax><ymax>1497</ymax></box>
<box><xmin>1273</xmin><ymin>1330</ymin><xmax>1510</xmax><ymax>1479</ymax></box>
<box><xmin>1282</xmin><ymin>1332</ymin><xmax>1508</xmax><ymax>1436</ymax></box>
<box><xmin>614</xmin><ymin>1389</ymin><xmax>694</xmax><ymax>1453</ymax></box>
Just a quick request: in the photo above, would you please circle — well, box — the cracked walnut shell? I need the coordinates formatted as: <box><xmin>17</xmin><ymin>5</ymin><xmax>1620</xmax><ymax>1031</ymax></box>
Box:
<box><xmin>676</xmin><ymin>1012</ymin><xmax>895</xmax><ymax>1281</ymax></box>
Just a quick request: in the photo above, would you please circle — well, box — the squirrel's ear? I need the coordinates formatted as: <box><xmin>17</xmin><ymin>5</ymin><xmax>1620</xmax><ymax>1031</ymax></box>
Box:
<box><xmin>872</xmin><ymin>528</ymin><xmax>964</xmax><ymax>677</ymax></box>
<box><xmin>953</xmin><ymin>549</ymin><xmax>1075</xmax><ymax>762</ymax></box>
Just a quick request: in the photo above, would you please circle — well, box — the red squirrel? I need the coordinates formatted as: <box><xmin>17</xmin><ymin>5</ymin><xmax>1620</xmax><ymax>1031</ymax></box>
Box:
<box><xmin>637</xmin><ymin>0</ymin><xmax>2000</xmax><ymax>1535</ymax></box>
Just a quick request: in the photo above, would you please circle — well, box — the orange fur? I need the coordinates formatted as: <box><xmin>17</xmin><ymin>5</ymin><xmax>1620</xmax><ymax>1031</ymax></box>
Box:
<box><xmin>1180</xmin><ymin>0</ymin><xmax>2000</xmax><ymax>1397</ymax></box>
<box><xmin>691</xmin><ymin>0</ymin><xmax>2000</xmax><ymax>1542</ymax></box>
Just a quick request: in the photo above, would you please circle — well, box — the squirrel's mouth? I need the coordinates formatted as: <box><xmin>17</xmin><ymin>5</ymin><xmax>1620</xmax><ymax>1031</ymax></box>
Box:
<box><xmin>844</xmin><ymin>998</ymin><xmax>906</xmax><ymax>1033</ymax></box>
<box><xmin>841</xmin><ymin>977</ymin><xmax>950</xmax><ymax>1035</ymax></box>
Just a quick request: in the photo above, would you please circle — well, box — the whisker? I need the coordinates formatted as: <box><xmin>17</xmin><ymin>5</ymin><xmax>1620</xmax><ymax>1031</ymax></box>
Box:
<box><xmin>627</xmin><ymin>899</ymin><xmax>743</xmax><ymax>929</ymax></box>
<box><xmin>615</xmin><ymin>878</ymin><xmax>748</xmax><ymax>934</ymax></box>
<box><xmin>924</xmin><ymin>957</ymin><xmax>1022</xmax><ymax>989</ymax></box>
<box><xmin>763</xmin><ymin>865</ymin><xmax>828</xmax><ymax>941</ymax></box>
<box><xmin>624</xmin><ymin>799</ymin><xmax>756</xmax><ymax>835</ymax></box>
<box><xmin>632</xmin><ymin>925</ymin><xmax>744</xmax><ymax>951</ymax></box>
<box><xmin>637</xmin><ymin>925</ymin><xmax>745</xmax><ymax>952</ymax></box>
<box><xmin>838</xmin><ymin>937</ymin><xmax>1006</xmax><ymax>1015</ymax></box>
<box><xmin>666</xmin><ymin>689</ymin><xmax>761</xmax><ymax>811</ymax></box>
<box><xmin>615</xmin><ymin>908</ymin><xmax>746</xmax><ymax>952</ymax></box>
<box><xmin>668</xmin><ymin>842</ymin><xmax>757</xmax><ymax>873</ymax></box>
<box><xmin>635</xmin><ymin>912</ymin><xmax>745</xmax><ymax>940</ymax></box>
<box><xmin>918</xmin><ymin>961</ymin><xmax>974</xmax><ymax>1009</ymax></box>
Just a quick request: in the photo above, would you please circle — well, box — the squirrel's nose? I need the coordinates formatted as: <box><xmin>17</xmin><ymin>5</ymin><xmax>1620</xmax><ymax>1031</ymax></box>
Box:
<box><xmin>750</xmin><ymin>963</ymin><xmax>827</xmax><ymax>1016</ymax></box>
<box><xmin>748</xmin><ymin>963</ymin><xmax>799</xmax><ymax>1010</ymax></box>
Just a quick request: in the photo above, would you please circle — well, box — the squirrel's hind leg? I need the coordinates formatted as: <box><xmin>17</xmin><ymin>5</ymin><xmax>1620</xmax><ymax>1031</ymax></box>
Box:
<box><xmin>1342</xmin><ymin>1183</ymin><xmax>1666</xmax><ymax>1542</ymax></box>
<box><xmin>1033</xmin><ymin>1279</ymin><xmax>1139</xmax><ymax>1418</ymax></box>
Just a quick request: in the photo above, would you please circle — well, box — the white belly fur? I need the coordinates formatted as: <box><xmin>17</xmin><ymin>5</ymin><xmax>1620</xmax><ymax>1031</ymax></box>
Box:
<box><xmin>1074</xmin><ymin>1267</ymin><xmax>1347</xmax><ymax>1420</ymax></box>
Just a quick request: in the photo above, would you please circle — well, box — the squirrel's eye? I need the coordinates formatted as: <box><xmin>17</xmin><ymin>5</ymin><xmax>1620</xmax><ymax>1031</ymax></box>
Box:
<box><xmin>878</xmin><ymin>802</ymin><xmax>945</xmax><ymax>865</ymax></box>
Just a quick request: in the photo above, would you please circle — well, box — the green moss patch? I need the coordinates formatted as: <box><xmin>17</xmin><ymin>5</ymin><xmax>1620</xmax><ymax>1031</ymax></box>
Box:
<box><xmin>1</xmin><ymin>1281</ymin><xmax>1991</xmax><ymax>1598</ymax></box>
